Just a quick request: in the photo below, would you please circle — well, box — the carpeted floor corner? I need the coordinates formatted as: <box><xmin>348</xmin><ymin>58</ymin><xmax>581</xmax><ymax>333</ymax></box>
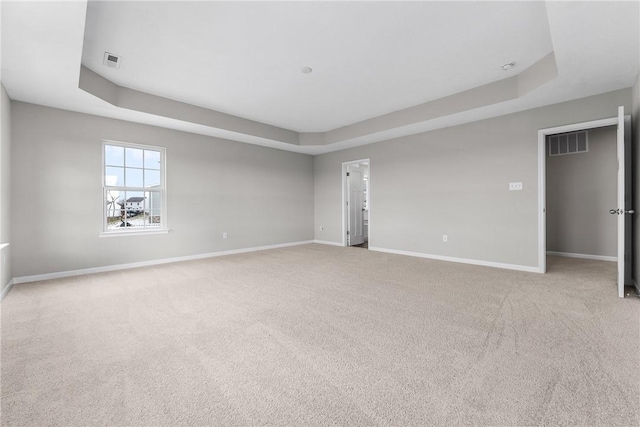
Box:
<box><xmin>1</xmin><ymin>244</ymin><xmax>639</xmax><ymax>426</ymax></box>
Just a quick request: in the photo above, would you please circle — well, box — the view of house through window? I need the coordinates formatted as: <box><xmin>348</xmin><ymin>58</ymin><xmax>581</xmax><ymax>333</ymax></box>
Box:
<box><xmin>104</xmin><ymin>142</ymin><xmax>165</xmax><ymax>232</ymax></box>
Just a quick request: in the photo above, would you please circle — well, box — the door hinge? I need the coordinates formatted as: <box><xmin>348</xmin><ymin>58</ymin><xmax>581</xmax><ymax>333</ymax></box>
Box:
<box><xmin>347</xmin><ymin>231</ymin><xmax>350</xmax><ymax>235</ymax></box>
<box><xmin>346</xmin><ymin>172</ymin><xmax>350</xmax><ymax>177</ymax></box>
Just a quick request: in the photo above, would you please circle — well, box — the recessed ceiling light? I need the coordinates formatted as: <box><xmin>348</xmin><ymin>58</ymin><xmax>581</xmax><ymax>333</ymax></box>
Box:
<box><xmin>501</xmin><ymin>61</ymin><xmax>516</xmax><ymax>71</ymax></box>
<box><xmin>301</xmin><ymin>67</ymin><xmax>313</xmax><ymax>74</ymax></box>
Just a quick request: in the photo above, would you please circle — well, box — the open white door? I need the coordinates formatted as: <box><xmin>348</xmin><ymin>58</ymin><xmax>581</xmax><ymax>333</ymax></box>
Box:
<box><xmin>615</xmin><ymin>106</ymin><xmax>634</xmax><ymax>298</ymax></box>
<box><xmin>616</xmin><ymin>106</ymin><xmax>625</xmax><ymax>297</ymax></box>
<box><xmin>540</xmin><ymin>114</ymin><xmax>631</xmax><ymax>293</ymax></box>
<box><xmin>347</xmin><ymin>165</ymin><xmax>365</xmax><ymax>246</ymax></box>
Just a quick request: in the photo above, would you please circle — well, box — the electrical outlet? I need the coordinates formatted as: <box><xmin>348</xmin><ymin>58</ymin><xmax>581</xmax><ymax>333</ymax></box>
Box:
<box><xmin>509</xmin><ymin>182</ymin><xmax>523</xmax><ymax>191</ymax></box>
<box><xmin>443</xmin><ymin>235</ymin><xmax>448</xmax><ymax>243</ymax></box>
<box><xmin>222</xmin><ymin>232</ymin><xmax>228</xmax><ymax>239</ymax></box>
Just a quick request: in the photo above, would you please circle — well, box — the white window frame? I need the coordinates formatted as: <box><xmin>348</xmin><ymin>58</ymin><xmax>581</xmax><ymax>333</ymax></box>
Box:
<box><xmin>100</xmin><ymin>140</ymin><xmax>168</xmax><ymax>237</ymax></box>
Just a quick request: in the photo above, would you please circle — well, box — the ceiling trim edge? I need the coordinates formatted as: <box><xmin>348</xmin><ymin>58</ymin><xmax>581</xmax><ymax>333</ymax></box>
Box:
<box><xmin>79</xmin><ymin>52</ymin><xmax>557</xmax><ymax>149</ymax></box>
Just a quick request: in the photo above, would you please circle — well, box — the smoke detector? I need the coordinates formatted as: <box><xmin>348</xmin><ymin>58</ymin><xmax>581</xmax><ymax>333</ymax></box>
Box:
<box><xmin>103</xmin><ymin>52</ymin><xmax>121</xmax><ymax>69</ymax></box>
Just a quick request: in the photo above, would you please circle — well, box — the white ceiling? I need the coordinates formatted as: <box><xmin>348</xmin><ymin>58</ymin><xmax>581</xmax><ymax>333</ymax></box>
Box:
<box><xmin>81</xmin><ymin>1</ymin><xmax>553</xmax><ymax>132</ymax></box>
<box><xmin>1</xmin><ymin>1</ymin><xmax>639</xmax><ymax>155</ymax></box>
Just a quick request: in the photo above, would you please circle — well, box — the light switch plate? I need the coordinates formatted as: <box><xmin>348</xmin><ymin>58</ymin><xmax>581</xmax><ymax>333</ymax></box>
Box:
<box><xmin>509</xmin><ymin>182</ymin><xmax>523</xmax><ymax>191</ymax></box>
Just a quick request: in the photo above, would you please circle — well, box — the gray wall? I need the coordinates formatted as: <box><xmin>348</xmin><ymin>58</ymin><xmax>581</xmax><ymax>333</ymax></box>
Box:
<box><xmin>11</xmin><ymin>102</ymin><xmax>314</xmax><ymax>278</ymax></box>
<box><xmin>6</xmin><ymin>86</ymin><xmax>636</xmax><ymax>279</ymax></box>
<box><xmin>314</xmin><ymin>89</ymin><xmax>632</xmax><ymax>269</ymax></box>
<box><xmin>546</xmin><ymin>126</ymin><xmax>617</xmax><ymax>257</ymax></box>
<box><xmin>1</xmin><ymin>84</ymin><xmax>12</xmax><ymax>293</ymax></box>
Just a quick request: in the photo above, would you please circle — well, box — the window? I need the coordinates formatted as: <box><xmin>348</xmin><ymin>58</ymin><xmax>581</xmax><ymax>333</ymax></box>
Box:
<box><xmin>102</xmin><ymin>141</ymin><xmax>167</xmax><ymax>235</ymax></box>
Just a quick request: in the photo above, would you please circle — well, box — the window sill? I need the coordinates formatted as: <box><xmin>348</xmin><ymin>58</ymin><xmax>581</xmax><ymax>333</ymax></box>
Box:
<box><xmin>100</xmin><ymin>229</ymin><xmax>170</xmax><ymax>238</ymax></box>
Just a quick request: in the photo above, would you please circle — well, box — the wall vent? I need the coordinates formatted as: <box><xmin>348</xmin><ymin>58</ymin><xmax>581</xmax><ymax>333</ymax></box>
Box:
<box><xmin>548</xmin><ymin>131</ymin><xmax>588</xmax><ymax>156</ymax></box>
<box><xmin>103</xmin><ymin>52</ymin><xmax>121</xmax><ymax>69</ymax></box>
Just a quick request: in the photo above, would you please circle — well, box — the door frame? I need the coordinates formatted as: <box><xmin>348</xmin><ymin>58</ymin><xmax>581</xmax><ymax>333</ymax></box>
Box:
<box><xmin>537</xmin><ymin>116</ymin><xmax>619</xmax><ymax>274</ymax></box>
<box><xmin>342</xmin><ymin>158</ymin><xmax>370</xmax><ymax>247</ymax></box>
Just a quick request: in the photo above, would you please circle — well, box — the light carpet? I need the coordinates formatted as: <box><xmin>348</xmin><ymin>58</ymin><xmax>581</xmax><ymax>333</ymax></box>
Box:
<box><xmin>1</xmin><ymin>244</ymin><xmax>639</xmax><ymax>426</ymax></box>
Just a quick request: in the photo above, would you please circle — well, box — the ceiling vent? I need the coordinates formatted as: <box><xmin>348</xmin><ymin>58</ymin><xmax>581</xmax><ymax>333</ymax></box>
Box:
<box><xmin>103</xmin><ymin>52</ymin><xmax>121</xmax><ymax>69</ymax></box>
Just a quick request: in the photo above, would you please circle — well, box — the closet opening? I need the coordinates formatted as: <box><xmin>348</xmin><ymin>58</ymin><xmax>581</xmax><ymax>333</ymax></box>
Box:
<box><xmin>342</xmin><ymin>159</ymin><xmax>370</xmax><ymax>249</ymax></box>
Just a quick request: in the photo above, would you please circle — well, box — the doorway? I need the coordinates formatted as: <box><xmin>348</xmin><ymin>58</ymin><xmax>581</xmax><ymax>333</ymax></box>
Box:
<box><xmin>545</xmin><ymin>126</ymin><xmax>617</xmax><ymax>263</ymax></box>
<box><xmin>342</xmin><ymin>159</ymin><xmax>370</xmax><ymax>248</ymax></box>
<box><xmin>538</xmin><ymin>108</ymin><xmax>634</xmax><ymax>297</ymax></box>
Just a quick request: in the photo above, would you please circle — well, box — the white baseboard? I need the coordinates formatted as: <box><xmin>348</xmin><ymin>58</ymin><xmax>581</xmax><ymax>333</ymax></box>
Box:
<box><xmin>1</xmin><ymin>278</ymin><xmax>15</xmax><ymax>301</ymax></box>
<box><xmin>10</xmin><ymin>242</ymin><xmax>618</xmax><ymax>286</ymax></box>
<box><xmin>546</xmin><ymin>251</ymin><xmax>616</xmax><ymax>262</ymax></box>
<box><xmin>313</xmin><ymin>239</ymin><xmax>344</xmax><ymax>247</ymax></box>
<box><xmin>368</xmin><ymin>246</ymin><xmax>541</xmax><ymax>273</ymax></box>
<box><xmin>13</xmin><ymin>240</ymin><xmax>315</xmax><ymax>285</ymax></box>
